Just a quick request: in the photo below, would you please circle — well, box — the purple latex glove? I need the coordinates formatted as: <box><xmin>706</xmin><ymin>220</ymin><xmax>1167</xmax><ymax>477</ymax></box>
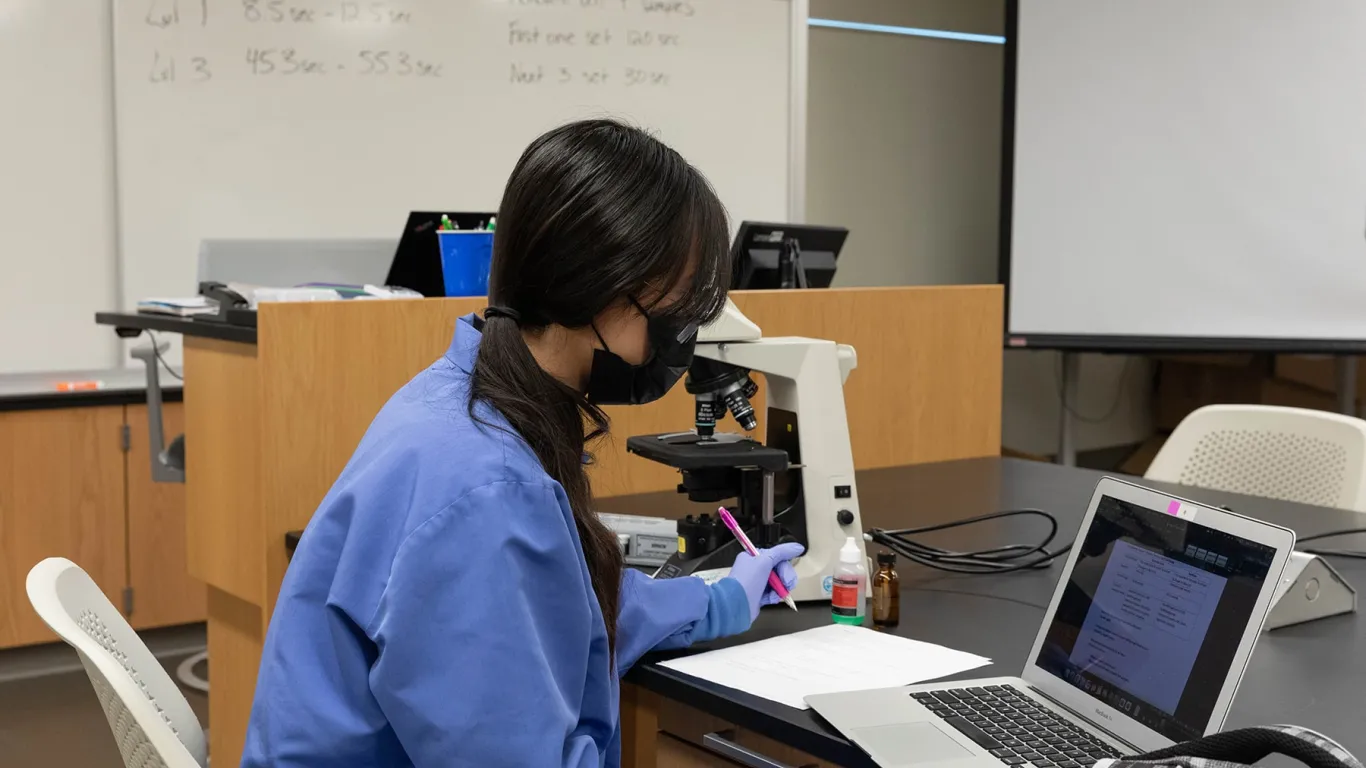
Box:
<box><xmin>728</xmin><ymin>542</ymin><xmax>805</xmax><ymax>621</ymax></box>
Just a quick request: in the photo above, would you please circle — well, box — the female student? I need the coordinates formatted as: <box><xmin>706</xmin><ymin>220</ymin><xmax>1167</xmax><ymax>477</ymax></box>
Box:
<box><xmin>241</xmin><ymin>119</ymin><xmax>804</xmax><ymax>767</ymax></box>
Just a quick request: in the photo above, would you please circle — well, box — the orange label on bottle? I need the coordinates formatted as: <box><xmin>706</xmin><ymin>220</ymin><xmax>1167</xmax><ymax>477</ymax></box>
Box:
<box><xmin>832</xmin><ymin>577</ymin><xmax>861</xmax><ymax>617</ymax></box>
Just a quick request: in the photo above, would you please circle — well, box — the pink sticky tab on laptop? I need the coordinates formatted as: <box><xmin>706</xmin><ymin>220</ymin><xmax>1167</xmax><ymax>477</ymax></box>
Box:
<box><xmin>1166</xmin><ymin>500</ymin><xmax>1181</xmax><ymax>516</ymax></box>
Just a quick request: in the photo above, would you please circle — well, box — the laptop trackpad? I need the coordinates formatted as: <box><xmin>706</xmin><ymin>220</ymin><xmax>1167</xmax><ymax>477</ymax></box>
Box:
<box><xmin>854</xmin><ymin>722</ymin><xmax>973</xmax><ymax>764</ymax></box>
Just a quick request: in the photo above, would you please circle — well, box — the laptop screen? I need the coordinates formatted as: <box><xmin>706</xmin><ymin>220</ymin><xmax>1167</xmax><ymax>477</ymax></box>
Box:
<box><xmin>1034</xmin><ymin>495</ymin><xmax>1277</xmax><ymax>743</ymax></box>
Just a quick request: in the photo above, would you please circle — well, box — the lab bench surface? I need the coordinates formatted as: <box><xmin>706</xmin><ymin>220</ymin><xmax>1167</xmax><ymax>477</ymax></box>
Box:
<box><xmin>598</xmin><ymin>458</ymin><xmax>1366</xmax><ymax>768</ymax></box>
<box><xmin>95</xmin><ymin>310</ymin><xmax>258</xmax><ymax>345</ymax></box>
<box><xmin>0</xmin><ymin>308</ymin><xmax>237</xmax><ymax>413</ymax></box>
<box><xmin>0</xmin><ymin>367</ymin><xmax>180</xmax><ymax>412</ymax></box>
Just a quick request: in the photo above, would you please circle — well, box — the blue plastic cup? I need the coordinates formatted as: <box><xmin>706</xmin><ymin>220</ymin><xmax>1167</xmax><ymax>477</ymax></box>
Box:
<box><xmin>437</xmin><ymin>231</ymin><xmax>495</xmax><ymax>297</ymax></box>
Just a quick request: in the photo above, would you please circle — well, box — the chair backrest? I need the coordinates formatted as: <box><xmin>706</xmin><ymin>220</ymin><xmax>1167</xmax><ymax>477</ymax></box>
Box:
<box><xmin>1146</xmin><ymin>404</ymin><xmax>1366</xmax><ymax>512</ymax></box>
<box><xmin>26</xmin><ymin>558</ymin><xmax>207</xmax><ymax>768</ymax></box>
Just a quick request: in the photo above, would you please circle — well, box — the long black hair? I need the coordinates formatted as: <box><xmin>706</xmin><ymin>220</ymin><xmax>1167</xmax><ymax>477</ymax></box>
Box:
<box><xmin>470</xmin><ymin>119</ymin><xmax>731</xmax><ymax>651</ymax></box>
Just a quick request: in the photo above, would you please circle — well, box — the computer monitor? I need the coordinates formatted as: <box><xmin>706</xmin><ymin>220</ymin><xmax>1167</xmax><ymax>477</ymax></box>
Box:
<box><xmin>385</xmin><ymin>211</ymin><xmax>498</xmax><ymax>297</ymax></box>
<box><xmin>198</xmin><ymin>239</ymin><xmax>397</xmax><ymax>288</ymax></box>
<box><xmin>730</xmin><ymin>221</ymin><xmax>849</xmax><ymax>290</ymax></box>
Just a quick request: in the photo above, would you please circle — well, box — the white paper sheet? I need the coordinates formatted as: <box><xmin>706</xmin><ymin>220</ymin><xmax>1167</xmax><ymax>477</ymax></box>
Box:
<box><xmin>659</xmin><ymin>625</ymin><xmax>992</xmax><ymax>710</ymax></box>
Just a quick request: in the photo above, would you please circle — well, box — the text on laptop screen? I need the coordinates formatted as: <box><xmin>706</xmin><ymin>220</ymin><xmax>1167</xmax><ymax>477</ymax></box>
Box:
<box><xmin>1034</xmin><ymin>496</ymin><xmax>1276</xmax><ymax>743</ymax></box>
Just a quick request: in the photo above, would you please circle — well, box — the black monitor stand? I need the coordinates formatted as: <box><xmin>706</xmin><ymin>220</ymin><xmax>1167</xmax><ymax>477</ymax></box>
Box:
<box><xmin>777</xmin><ymin>236</ymin><xmax>808</xmax><ymax>290</ymax></box>
<box><xmin>730</xmin><ymin>221</ymin><xmax>848</xmax><ymax>290</ymax></box>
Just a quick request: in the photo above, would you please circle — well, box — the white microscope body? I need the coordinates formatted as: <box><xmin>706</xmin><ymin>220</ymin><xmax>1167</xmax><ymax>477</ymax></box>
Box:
<box><xmin>692</xmin><ymin>301</ymin><xmax>867</xmax><ymax>602</ymax></box>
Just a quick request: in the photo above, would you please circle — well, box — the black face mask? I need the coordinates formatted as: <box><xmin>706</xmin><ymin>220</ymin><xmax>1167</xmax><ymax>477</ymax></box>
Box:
<box><xmin>586</xmin><ymin>299</ymin><xmax>698</xmax><ymax>406</ymax></box>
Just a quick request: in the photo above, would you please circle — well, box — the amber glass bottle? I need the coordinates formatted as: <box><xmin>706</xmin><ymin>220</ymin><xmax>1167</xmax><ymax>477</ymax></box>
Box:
<box><xmin>871</xmin><ymin>552</ymin><xmax>900</xmax><ymax>628</ymax></box>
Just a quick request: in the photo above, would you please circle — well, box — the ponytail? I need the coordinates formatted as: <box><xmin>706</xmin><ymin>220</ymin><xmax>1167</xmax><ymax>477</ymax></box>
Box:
<box><xmin>469</xmin><ymin>314</ymin><xmax>623</xmax><ymax>652</ymax></box>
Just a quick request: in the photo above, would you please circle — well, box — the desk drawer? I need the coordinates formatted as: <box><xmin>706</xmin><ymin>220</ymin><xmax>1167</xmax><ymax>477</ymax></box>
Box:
<box><xmin>659</xmin><ymin>699</ymin><xmax>835</xmax><ymax>768</ymax></box>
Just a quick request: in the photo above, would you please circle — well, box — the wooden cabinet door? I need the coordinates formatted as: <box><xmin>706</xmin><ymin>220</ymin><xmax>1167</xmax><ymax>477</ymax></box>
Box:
<box><xmin>126</xmin><ymin>402</ymin><xmax>206</xmax><ymax>629</ymax></box>
<box><xmin>0</xmin><ymin>407</ymin><xmax>127</xmax><ymax>647</ymax></box>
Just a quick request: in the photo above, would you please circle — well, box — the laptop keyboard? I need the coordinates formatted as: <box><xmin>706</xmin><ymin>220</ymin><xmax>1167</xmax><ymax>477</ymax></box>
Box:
<box><xmin>911</xmin><ymin>686</ymin><xmax>1121</xmax><ymax>768</ymax></box>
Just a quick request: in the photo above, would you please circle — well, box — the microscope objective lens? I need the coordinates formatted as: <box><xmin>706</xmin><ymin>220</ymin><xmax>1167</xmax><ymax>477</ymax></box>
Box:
<box><xmin>724</xmin><ymin>391</ymin><xmax>758</xmax><ymax>431</ymax></box>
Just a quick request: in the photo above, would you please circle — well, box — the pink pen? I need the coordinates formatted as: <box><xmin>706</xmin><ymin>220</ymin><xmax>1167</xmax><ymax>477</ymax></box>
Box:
<box><xmin>717</xmin><ymin>506</ymin><xmax>798</xmax><ymax>611</ymax></box>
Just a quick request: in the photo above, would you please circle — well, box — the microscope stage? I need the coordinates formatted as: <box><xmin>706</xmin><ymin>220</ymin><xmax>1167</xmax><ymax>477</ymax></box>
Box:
<box><xmin>626</xmin><ymin>432</ymin><xmax>789</xmax><ymax>472</ymax></box>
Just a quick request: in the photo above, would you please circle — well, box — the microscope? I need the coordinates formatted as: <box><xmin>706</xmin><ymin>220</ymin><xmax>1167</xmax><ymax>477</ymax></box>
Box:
<box><xmin>625</xmin><ymin>301</ymin><xmax>868</xmax><ymax>602</ymax></box>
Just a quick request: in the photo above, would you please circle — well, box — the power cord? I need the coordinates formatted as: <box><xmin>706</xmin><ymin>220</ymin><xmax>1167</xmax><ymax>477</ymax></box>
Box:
<box><xmin>867</xmin><ymin>520</ymin><xmax>1366</xmax><ymax>573</ymax></box>
<box><xmin>1054</xmin><ymin>356</ymin><xmax>1135</xmax><ymax>424</ymax></box>
<box><xmin>913</xmin><ymin>586</ymin><xmax>1049</xmax><ymax>611</ymax></box>
<box><xmin>1295</xmin><ymin>527</ymin><xmax>1366</xmax><ymax>560</ymax></box>
<box><xmin>865</xmin><ymin>509</ymin><xmax>1072</xmax><ymax>575</ymax></box>
<box><xmin>146</xmin><ymin>330</ymin><xmax>184</xmax><ymax>381</ymax></box>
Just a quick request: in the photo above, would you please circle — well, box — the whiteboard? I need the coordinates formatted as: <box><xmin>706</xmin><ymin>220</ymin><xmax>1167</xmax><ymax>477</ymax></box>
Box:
<box><xmin>113</xmin><ymin>0</ymin><xmax>806</xmax><ymax>348</ymax></box>
<box><xmin>1007</xmin><ymin>0</ymin><xmax>1366</xmax><ymax>347</ymax></box>
<box><xmin>0</xmin><ymin>0</ymin><xmax>120</xmax><ymax>372</ymax></box>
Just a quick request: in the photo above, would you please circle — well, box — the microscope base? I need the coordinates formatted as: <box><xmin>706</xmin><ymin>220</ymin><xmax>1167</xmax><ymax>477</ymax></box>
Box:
<box><xmin>653</xmin><ymin>545</ymin><xmax>837</xmax><ymax>603</ymax></box>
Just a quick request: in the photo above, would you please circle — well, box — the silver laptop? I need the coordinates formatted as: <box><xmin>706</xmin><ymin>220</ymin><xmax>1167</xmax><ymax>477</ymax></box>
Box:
<box><xmin>807</xmin><ymin>478</ymin><xmax>1294</xmax><ymax>768</ymax></box>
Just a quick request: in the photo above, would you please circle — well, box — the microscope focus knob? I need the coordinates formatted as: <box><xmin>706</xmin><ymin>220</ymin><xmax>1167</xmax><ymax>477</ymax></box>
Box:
<box><xmin>837</xmin><ymin>509</ymin><xmax>855</xmax><ymax>526</ymax></box>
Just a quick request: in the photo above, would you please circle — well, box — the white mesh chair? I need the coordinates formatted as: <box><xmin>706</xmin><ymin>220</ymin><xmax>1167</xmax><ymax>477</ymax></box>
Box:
<box><xmin>1146</xmin><ymin>405</ymin><xmax>1366</xmax><ymax>512</ymax></box>
<box><xmin>26</xmin><ymin>558</ymin><xmax>207</xmax><ymax>768</ymax></box>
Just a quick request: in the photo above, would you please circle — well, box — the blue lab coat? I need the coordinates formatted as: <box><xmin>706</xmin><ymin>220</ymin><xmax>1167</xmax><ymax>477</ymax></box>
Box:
<box><xmin>240</xmin><ymin>315</ymin><xmax>751</xmax><ymax>768</ymax></box>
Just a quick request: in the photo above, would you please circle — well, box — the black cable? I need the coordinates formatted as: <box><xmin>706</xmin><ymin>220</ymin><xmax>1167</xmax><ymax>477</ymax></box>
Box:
<box><xmin>146</xmin><ymin>331</ymin><xmax>184</xmax><ymax>381</ymax></box>
<box><xmin>866</xmin><ymin>508</ymin><xmax>1071</xmax><ymax>575</ymax></box>
<box><xmin>1266</xmin><ymin>528</ymin><xmax>1366</xmax><ymax>560</ymax></box>
<box><xmin>1302</xmin><ymin>548</ymin><xmax>1366</xmax><ymax>560</ymax></box>
<box><xmin>1295</xmin><ymin>527</ymin><xmax>1366</xmax><ymax>544</ymax></box>
<box><xmin>912</xmin><ymin>586</ymin><xmax>1049</xmax><ymax>611</ymax></box>
<box><xmin>1054</xmin><ymin>356</ymin><xmax>1134</xmax><ymax>424</ymax></box>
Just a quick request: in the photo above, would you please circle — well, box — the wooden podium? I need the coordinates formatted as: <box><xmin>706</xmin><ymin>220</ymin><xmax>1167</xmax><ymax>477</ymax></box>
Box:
<box><xmin>112</xmin><ymin>286</ymin><xmax>1003</xmax><ymax>765</ymax></box>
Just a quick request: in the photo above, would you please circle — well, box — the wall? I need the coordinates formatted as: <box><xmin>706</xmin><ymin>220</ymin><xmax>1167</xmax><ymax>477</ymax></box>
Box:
<box><xmin>0</xmin><ymin>0</ymin><xmax>120</xmax><ymax>373</ymax></box>
<box><xmin>1001</xmin><ymin>352</ymin><xmax>1153</xmax><ymax>458</ymax></box>
<box><xmin>807</xmin><ymin>3</ymin><xmax>1003</xmax><ymax>287</ymax></box>
<box><xmin>805</xmin><ymin>0</ymin><xmax>1154</xmax><ymax>456</ymax></box>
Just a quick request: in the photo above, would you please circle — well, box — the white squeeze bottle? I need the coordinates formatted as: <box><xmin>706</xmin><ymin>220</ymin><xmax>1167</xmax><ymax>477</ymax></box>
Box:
<box><xmin>831</xmin><ymin>536</ymin><xmax>867</xmax><ymax>625</ymax></box>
